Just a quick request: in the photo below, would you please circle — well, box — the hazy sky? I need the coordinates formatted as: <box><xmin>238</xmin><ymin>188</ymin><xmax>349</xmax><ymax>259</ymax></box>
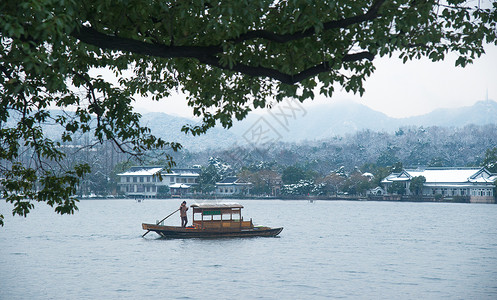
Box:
<box><xmin>132</xmin><ymin>44</ymin><xmax>497</xmax><ymax>119</ymax></box>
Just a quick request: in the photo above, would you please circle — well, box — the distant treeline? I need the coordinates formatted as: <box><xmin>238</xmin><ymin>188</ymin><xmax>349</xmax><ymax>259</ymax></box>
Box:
<box><xmin>174</xmin><ymin>124</ymin><xmax>497</xmax><ymax>174</ymax></box>
<box><xmin>33</xmin><ymin>124</ymin><xmax>496</xmax><ymax>196</ymax></box>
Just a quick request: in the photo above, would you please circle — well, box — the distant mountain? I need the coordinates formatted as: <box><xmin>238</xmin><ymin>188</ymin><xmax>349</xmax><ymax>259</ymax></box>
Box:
<box><xmin>140</xmin><ymin>112</ymin><xmax>237</xmax><ymax>150</ymax></box>
<box><xmin>4</xmin><ymin>110</ymin><xmax>238</xmax><ymax>150</ymax></box>
<box><xmin>11</xmin><ymin>100</ymin><xmax>496</xmax><ymax>151</ymax></box>
<box><xmin>112</xmin><ymin>99</ymin><xmax>497</xmax><ymax>148</ymax></box>
<box><xmin>399</xmin><ymin>100</ymin><xmax>497</xmax><ymax>127</ymax></box>
<box><xmin>228</xmin><ymin>100</ymin><xmax>396</xmax><ymax>142</ymax></box>
<box><xmin>228</xmin><ymin>100</ymin><xmax>497</xmax><ymax>143</ymax></box>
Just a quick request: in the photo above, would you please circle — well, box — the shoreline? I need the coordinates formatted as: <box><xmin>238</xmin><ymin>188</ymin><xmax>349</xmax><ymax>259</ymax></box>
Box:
<box><xmin>75</xmin><ymin>194</ymin><xmax>495</xmax><ymax>204</ymax></box>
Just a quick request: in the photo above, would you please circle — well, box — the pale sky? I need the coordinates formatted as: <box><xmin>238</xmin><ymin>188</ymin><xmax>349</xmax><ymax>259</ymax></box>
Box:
<box><xmin>133</xmin><ymin>44</ymin><xmax>497</xmax><ymax>119</ymax></box>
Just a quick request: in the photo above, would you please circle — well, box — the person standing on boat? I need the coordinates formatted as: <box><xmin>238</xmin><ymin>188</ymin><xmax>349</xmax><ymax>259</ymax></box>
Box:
<box><xmin>180</xmin><ymin>201</ymin><xmax>188</xmax><ymax>227</ymax></box>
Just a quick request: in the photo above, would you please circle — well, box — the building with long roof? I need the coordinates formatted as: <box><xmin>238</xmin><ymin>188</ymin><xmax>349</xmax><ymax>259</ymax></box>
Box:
<box><xmin>381</xmin><ymin>167</ymin><xmax>496</xmax><ymax>203</ymax></box>
<box><xmin>117</xmin><ymin>166</ymin><xmax>201</xmax><ymax>198</ymax></box>
<box><xmin>215</xmin><ymin>176</ymin><xmax>252</xmax><ymax>195</ymax></box>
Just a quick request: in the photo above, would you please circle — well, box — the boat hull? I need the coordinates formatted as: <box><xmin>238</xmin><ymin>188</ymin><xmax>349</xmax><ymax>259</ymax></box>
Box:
<box><xmin>142</xmin><ymin>223</ymin><xmax>283</xmax><ymax>238</ymax></box>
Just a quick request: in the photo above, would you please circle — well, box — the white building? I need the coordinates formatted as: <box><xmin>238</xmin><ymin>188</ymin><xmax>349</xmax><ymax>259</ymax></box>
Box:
<box><xmin>215</xmin><ymin>177</ymin><xmax>252</xmax><ymax>195</ymax></box>
<box><xmin>118</xmin><ymin>167</ymin><xmax>200</xmax><ymax>198</ymax></box>
<box><xmin>161</xmin><ymin>168</ymin><xmax>201</xmax><ymax>197</ymax></box>
<box><xmin>117</xmin><ymin>166</ymin><xmax>162</xmax><ymax>198</ymax></box>
<box><xmin>381</xmin><ymin>167</ymin><xmax>496</xmax><ymax>203</ymax></box>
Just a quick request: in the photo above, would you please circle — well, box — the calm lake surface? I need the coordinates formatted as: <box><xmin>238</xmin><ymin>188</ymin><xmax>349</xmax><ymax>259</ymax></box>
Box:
<box><xmin>1</xmin><ymin>199</ymin><xmax>496</xmax><ymax>300</ymax></box>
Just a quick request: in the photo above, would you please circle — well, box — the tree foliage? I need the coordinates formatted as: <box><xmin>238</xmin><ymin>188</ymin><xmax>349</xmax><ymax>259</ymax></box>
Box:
<box><xmin>1</xmin><ymin>0</ymin><xmax>496</xmax><ymax>225</ymax></box>
<box><xmin>193</xmin><ymin>164</ymin><xmax>221</xmax><ymax>194</ymax></box>
<box><xmin>238</xmin><ymin>168</ymin><xmax>280</xmax><ymax>196</ymax></box>
<box><xmin>342</xmin><ymin>172</ymin><xmax>373</xmax><ymax>195</ymax></box>
<box><xmin>388</xmin><ymin>181</ymin><xmax>406</xmax><ymax>195</ymax></box>
<box><xmin>281</xmin><ymin>165</ymin><xmax>309</xmax><ymax>184</ymax></box>
<box><xmin>482</xmin><ymin>147</ymin><xmax>497</xmax><ymax>173</ymax></box>
<box><xmin>409</xmin><ymin>175</ymin><xmax>426</xmax><ymax>195</ymax></box>
<box><xmin>318</xmin><ymin>172</ymin><xmax>347</xmax><ymax>196</ymax></box>
<box><xmin>281</xmin><ymin>179</ymin><xmax>315</xmax><ymax>196</ymax></box>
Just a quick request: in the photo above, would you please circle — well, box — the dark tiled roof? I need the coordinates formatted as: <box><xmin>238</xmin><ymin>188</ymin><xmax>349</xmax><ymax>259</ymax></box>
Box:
<box><xmin>217</xmin><ymin>176</ymin><xmax>238</xmax><ymax>184</ymax></box>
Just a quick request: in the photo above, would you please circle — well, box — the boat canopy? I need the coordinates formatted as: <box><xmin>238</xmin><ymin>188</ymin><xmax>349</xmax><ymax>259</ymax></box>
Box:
<box><xmin>190</xmin><ymin>203</ymin><xmax>244</xmax><ymax>209</ymax></box>
<box><xmin>190</xmin><ymin>202</ymin><xmax>244</xmax><ymax>223</ymax></box>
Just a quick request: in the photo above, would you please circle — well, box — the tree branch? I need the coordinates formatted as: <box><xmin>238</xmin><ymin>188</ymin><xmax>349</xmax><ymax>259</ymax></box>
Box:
<box><xmin>71</xmin><ymin>0</ymin><xmax>383</xmax><ymax>84</ymax></box>
<box><xmin>71</xmin><ymin>26</ymin><xmax>221</xmax><ymax>59</ymax></box>
<box><xmin>199</xmin><ymin>51</ymin><xmax>374</xmax><ymax>85</ymax></box>
<box><xmin>230</xmin><ymin>0</ymin><xmax>386</xmax><ymax>44</ymax></box>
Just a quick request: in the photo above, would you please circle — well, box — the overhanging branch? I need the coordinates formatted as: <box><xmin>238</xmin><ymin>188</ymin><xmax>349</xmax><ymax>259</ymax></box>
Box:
<box><xmin>230</xmin><ymin>0</ymin><xmax>386</xmax><ymax>44</ymax></box>
<box><xmin>199</xmin><ymin>51</ymin><xmax>374</xmax><ymax>85</ymax></box>
<box><xmin>71</xmin><ymin>0</ymin><xmax>384</xmax><ymax>84</ymax></box>
<box><xmin>71</xmin><ymin>26</ymin><xmax>221</xmax><ymax>59</ymax></box>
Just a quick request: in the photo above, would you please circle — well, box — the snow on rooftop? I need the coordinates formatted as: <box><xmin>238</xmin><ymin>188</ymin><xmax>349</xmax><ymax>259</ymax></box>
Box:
<box><xmin>165</xmin><ymin>171</ymin><xmax>200</xmax><ymax>176</ymax></box>
<box><xmin>118</xmin><ymin>167</ymin><xmax>163</xmax><ymax>176</ymax></box>
<box><xmin>169</xmin><ymin>183</ymin><xmax>191</xmax><ymax>188</ymax></box>
<box><xmin>190</xmin><ymin>200</ymin><xmax>243</xmax><ymax>209</ymax></box>
<box><xmin>118</xmin><ymin>167</ymin><xmax>200</xmax><ymax>176</ymax></box>
<box><xmin>406</xmin><ymin>168</ymin><xmax>481</xmax><ymax>183</ymax></box>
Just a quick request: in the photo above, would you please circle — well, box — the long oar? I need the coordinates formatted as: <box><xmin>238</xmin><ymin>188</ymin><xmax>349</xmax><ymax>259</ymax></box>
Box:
<box><xmin>142</xmin><ymin>208</ymin><xmax>180</xmax><ymax>237</ymax></box>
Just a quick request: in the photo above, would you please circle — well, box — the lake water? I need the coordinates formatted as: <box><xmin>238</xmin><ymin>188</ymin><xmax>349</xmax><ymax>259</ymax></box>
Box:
<box><xmin>1</xmin><ymin>199</ymin><xmax>496</xmax><ymax>299</ymax></box>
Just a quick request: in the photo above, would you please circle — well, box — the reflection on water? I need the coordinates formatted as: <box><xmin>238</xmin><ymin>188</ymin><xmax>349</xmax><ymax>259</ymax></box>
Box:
<box><xmin>1</xmin><ymin>199</ymin><xmax>496</xmax><ymax>299</ymax></box>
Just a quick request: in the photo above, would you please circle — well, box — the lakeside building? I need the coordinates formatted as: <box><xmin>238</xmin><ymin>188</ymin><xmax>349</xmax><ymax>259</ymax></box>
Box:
<box><xmin>381</xmin><ymin>167</ymin><xmax>496</xmax><ymax>203</ymax></box>
<box><xmin>117</xmin><ymin>167</ymin><xmax>200</xmax><ymax>198</ymax></box>
<box><xmin>215</xmin><ymin>177</ymin><xmax>252</xmax><ymax>195</ymax></box>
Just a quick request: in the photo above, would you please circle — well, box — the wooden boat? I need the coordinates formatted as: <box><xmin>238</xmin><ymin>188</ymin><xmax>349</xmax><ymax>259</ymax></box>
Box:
<box><xmin>142</xmin><ymin>202</ymin><xmax>283</xmax><ymax>238</ymax></box>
